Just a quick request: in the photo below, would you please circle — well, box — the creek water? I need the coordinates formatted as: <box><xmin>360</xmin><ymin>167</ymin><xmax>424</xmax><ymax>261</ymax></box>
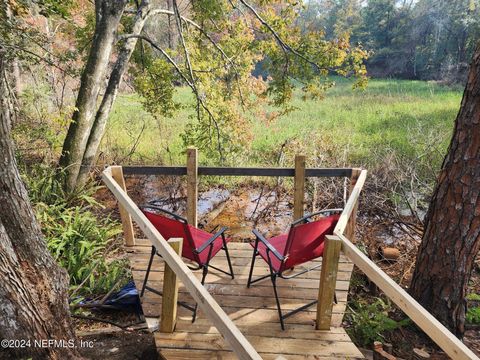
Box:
<box><xmin>135</xmin><ymin>177</ymin><xmax>293</xmax><ymax>241</ymax></box>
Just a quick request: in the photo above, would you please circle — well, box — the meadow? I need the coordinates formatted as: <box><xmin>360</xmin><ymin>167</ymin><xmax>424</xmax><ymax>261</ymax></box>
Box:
<box><xmin>103</xmin><ymin>78</ymin><xmax>462</xmax><ymax>185</ymax></box>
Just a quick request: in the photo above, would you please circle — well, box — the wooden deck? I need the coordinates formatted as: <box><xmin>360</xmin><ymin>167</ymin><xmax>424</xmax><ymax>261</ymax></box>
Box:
<box><xmin>127</xmin><ymin>239</ymin><xmax>363</xmax><ymax>359</ymax></box>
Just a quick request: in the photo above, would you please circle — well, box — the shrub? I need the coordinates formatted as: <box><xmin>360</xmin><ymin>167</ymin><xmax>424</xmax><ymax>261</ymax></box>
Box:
<box><xmin>466</xmin><ymin>294</ymin><xmax>480</xmax><ymax>324</ymax></box>
<box><xmin>23</xmin><ymin>165</ymin><xmax>129</xmax><ymax>298</ymax></box>
<box><xmin>346</xmin><ymin>298</ymin><xmax>411</xmax><ymax>347</ymax></box>
<box><xmin>467</xmin><ymin>293</ymin><xmax>480</xmax><ymax>301</ymax></box>
<box><xmin>466</xmin><ymin>307</ymin><xmax>480</xmax><ymax>324</ymax></box>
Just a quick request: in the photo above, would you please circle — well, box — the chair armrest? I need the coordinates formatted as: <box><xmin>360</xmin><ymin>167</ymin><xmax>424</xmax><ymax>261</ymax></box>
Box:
<box><xmin>140</xmin><ymin>205</ymin><xmax>187</xmax><ymax>223</ymax></box>
<box><xmin>291</xmin><ymin>208</ymin><xmax>344</xmax><ymax>226</ymax></box>
<box><xmin>252</xmin><ymin>229</ymin><xmax>285</xmax><ymax>261</ymax></box>
<box><xmin>194</xmin><ymin>226</ymin><xmax>228</xmax><ymax>254</ymax></box>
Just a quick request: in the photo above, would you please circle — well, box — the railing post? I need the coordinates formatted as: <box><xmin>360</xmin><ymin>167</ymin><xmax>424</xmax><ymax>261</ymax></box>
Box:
<box><xmin>294</xmin><ymin>155</ymin><xmax>306</xmax><ymax>220</ymax></box>
<box><xmin>316</xmin><ymin>235</ymin><xmax>342</xmax><ymax>330</ymax></box>
<box><xmin>345</xmin><ymin>168</ymin><xmax>361</xmax><ymax>242</ymax></box>
<box><xmin>186</xmin><ymin>147</ymin><xmax>198</xmax><ymax>227</ymax></box>
<box><xmin>160</xmin><ymin>238</ymin><xmax>183</xmax><ymax>333</ymax></box>
<box><xmin>110</xmin><ymin>166</ymin><xmax>135</xmax><ymax>246</ymax></box>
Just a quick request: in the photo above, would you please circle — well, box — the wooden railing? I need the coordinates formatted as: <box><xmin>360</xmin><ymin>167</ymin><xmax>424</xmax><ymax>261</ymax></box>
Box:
<box><xmin>103</xmin><ymin>147</ymin><xmax>477</xmax><ymax>360</ymax></box>
<box><xmin>103</xmin><ymin>166</ymin><xmax>262</xmax><ymax>360</ymax></box>
<box><xmin>117</xmin><ymin>148</ymin><xmax>357</xmax><ymax>248</ymax></box>
<box><xmin>317</xmin><ymin>169</ymin><xmax>479</xmax><ymax>360</ymax></box>
<box><xmin>103</xmin><ymin>150</ymin><xmax>358</xmax><ymax>359</ymax></box>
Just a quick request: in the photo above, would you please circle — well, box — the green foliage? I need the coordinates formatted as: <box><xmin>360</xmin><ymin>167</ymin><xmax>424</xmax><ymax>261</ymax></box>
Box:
<box><xmin>24</xmin><ymin>165</ymin><xmax>128</xmax><ymax>297</ymax></box>
<box><xmin>346</xmin><ymin>298</ymin><xmax>411</xmax><ymax>347</ymax></box>
<box><xmin>37</xmin><ymin>203</ymin><xmax>126</xmax><ymax>295</ymax></box>
<box><xmin>301</xmin><ymin>0</ymin><xmax>480</xmax><ymax>81</ymax></box>
<box><xmin>14</xmin><ymin>84</ymin><xmax>74</xmax><ymax>159</ymax></box>
<box><xmin>105</xmin><ymin>78</ymin><xmax>459</xmax><ymax>185</ymax></box>
<box><xmin>130</xmin><ymin>0</ymin><xmax>368</xmax><ymax>162</ymax></box>
<box><xmin>24</xmin><ymin>165</ymin><xmax>101</xmax><ymax>207</ymax></box>
<box><xmin>181</xmin><ymin>92</ymin><xmax>253</xmax><ymax>164</ymax></box>
<box><xmin>467</xmin><ymin>293</ymin><xmax>480</xmax><ymax>301</ymax></box>
<box><xmin>36</xmin><ymin>0</ymin><xmax>75</xmax><ymax>18</ymax></box>
<box><xmin>134</xmin><ymin>58</ymin><xmax>181</xmax><ymax>117</ymax></box>
<box><xmin>75</xmin><ymin>10</ymin><xmax>96</xmax><ymax>56</ymax></box>
<box><xmin>466</xmin><ymin>307</ymin><xmax>480</xmax><ymax>324</ymax></box>
<box><xmin>467</xmin><ymin>293</ymin><xmax>480</xmax><ymax>324</ymax></box>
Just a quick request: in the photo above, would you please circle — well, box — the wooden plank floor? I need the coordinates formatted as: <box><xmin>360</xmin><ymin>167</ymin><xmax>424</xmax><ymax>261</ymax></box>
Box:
<box><xmin>127</xmin><ymin>239</ymin><xmax>363</xmax><ymax>359</ymax></box>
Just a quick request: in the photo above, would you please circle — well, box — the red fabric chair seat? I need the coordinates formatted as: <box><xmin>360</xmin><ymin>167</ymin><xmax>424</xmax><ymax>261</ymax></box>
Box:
<box><xmin>143</xmin><ymin>210</ymin><xmax>230</xmax><ymax>266</ymax></box>
<box><xmin>251</xmin><ymin>234</ymin><xmax>288</xmax><ymax>272</ymax></box>
<box><xmin>188</xmin><ymin>225</ymin><xmax>229</xmax><ymax>265</ymax></box>
<box><xmin>250</xmin><ymin>214</ymin><xmax>339</xmax><ymax>273</ymax></box>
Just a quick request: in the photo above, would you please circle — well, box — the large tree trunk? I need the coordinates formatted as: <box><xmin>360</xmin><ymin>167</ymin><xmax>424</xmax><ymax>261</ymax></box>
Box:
<box><xmin>58</xmin><ymin>0</ymin><xmax>127</xmax><ymax>192</ymax></box>
<box><xmin>409</xmin><ymin>43</ymin><xmax>480</xmax><ymax>337</ymax></box>
<box><xmin>0</xmin><ymin>50</ymin><xmax>81</xmax><ymax>359</ymax></box>
<box><xmin>76</xmin><ymin>1</ymin><xmax>153</xmax><ymax>187</ymax></box>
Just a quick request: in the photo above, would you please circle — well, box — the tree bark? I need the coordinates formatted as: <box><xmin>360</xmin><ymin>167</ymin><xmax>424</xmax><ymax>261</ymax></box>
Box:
<box><xmin>410</xmin><ymin>43</ymin><xmax>480</xmax><ymax>337</ymax></box>
<box><xmin>76</xmin><ymin>1</ymin><xmax>153</xmax><ymax>187</ymax></box>
<box><xmin>0</xmin><ymin>50</ymin><xmax>81</xmax><ymax>359</ymax></box>
<box><xmin>58</xmin><ymin>0</ymin><xmax>127</xmax><ymax>192</ymax></box>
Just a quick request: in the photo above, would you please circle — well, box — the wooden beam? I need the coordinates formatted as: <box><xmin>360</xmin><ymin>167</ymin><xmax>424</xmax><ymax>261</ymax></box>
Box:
<box><xmin>316</xmin><ymin>235</ymin><xmax>342</xmax><ymax>330</ymax></box>
<box><xmin>102</xmin><ymin>167</ymin><xmax>261</xmax><ymax>360</ymax></box>
<box><xmin>110</xmin><ymin>166</ymin><xmax>135</xmax><ymax>247</ymax></box>
<box><xmin>186</xmin><ymin>148</ymin><xmax>198</xmax><ymax>227</ymax></box>
<box><xmin>334</xmin><ymin>169</ymin><xmax>367</xmax><ymax>236</ymax></box>
<box><xmin>161</xmin><ymin>238</ymin><xmax>183</xmax><ymax>333</ymax></box>
<box><xmin>121</xmin><ymin>166</ymin><xmax>352</xmax><ymax>178</ymax></box>
<box><xmin>345</xmin><ymin>168</ymin><xmax>362</xmax><ymax>242</ymax></box>
<box><xmin>293</xmin><ymin>155</ymin><xmax>306</xmax><ymax>220</ymax></box>
<box><xmin>123</xmin><ymin>166</ymin><xmax>187</xmax><ymax>176</ymax></box>
<box><xmin>338</xmin><ymin>233</ymin><xmax>479</xmax><ymax>360</ymax></box>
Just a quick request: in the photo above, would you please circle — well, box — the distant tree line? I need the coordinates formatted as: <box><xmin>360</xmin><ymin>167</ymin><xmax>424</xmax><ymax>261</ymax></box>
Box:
<box><xmin>298</xmin><ymin>0</ymin><xmax>480</xmax><ymax>82</ymax></box>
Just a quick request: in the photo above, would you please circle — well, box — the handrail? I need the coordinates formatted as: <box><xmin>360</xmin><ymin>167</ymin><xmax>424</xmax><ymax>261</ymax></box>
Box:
<box><xmin>328</xmin><ymin>168</ymin><xmax>479</xmax><ymax>360</ymax></box>
<box><xmin>105</xmin><ymin>159</ymin><xmax>479</xmax><ymax>359</ymax></box>
<box><xmin>333</xmin><ymin>169</ymin><xmax>367</xmax><ymax>235</ymax></box>
<box><xmin>337</xmin><ymin>233</ymin><xmax>479</xmax><ymax>360</ymax></box>
<box><xmin>102</xmin><ymin>166</ymin><xmax>261</xmax><ymax>360</ymax></box>
<box><xmin>121</xmin><ymin>165</ymin><xmax>353</xmax><ymax>178</ymax></box>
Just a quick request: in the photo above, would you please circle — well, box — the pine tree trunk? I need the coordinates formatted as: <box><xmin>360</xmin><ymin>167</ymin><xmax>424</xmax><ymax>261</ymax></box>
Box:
<box><xmin>58</xmin><ymin>0</ymin><xmax>127</xmax><ymax>192</ymax></box>
<box><xmin>409</xmin><ymin>43</ymin><xmax>480</xmax><ymax>337</ymax></box>
<box><xmin>0</xmin><ymin>50</ymin><xmax>81</xmax><ymax>360</ymax></box>
<box><xmin>76</xmin><ymin>1</ymin><xmax>153</xmax><ymax>187</ymax></box>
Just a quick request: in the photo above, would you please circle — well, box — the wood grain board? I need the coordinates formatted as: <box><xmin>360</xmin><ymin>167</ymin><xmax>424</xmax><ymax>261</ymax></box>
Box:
<box><xmin>127</xmin><ymin>240</ymin><xmax>363</xmax><ymax>359</ymax></box>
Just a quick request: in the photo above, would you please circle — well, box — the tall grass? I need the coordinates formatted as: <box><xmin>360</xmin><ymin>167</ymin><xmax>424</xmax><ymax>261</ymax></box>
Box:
<box><xmin>103</xmin><ymin>78</ymin><xmax>461</xmax><ymax>174</ymax></box>
<box><xmin>102</xmin><ymin>78</ymin><xmax>462</xmax><ymax>214</ymax></box>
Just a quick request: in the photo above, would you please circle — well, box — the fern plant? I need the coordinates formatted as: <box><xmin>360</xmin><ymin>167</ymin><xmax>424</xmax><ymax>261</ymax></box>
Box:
<box><xmin>24</xmin><ymin>165</ymin><xmax>129</xmax><ymax>298</ymax></box>
<box><xmin>346</xmin><ymin>298</ymin><xmax>411</xmax><ymax>347</ymax></box>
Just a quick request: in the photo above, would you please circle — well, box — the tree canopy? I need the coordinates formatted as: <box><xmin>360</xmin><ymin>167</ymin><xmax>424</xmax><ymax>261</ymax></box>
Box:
<box><xmin>301</xmin><ymin>0</ymin><xmax>480</xmax><ymax>81</ymax></box>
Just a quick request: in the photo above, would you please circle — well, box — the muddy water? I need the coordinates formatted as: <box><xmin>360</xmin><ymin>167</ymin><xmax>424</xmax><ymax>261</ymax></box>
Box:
<box><xmin>201</xmin><ymin>189</ymin><xmax>293</xmax><ymax>241</ymax></box>
<box><xmin>129</xmin><ymin>176</ymin><xmax>294</xmax><ymax>241</ymax></box>
<box><xmin>110</xmin><ymin>176</ymin><xmax>415</xmax><ymax>253</ymax></box>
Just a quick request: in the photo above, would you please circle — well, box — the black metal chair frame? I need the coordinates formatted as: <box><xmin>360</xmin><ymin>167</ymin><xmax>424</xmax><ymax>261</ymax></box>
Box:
<box><xmin>139</xmin><ymin>205</ymin><xmax>234</xmax><ymax>322</ymax></box>
<box><xmin>247</xmin><ymin>208</ymin><xmax>343</xmax><ymax>330</ymax></box>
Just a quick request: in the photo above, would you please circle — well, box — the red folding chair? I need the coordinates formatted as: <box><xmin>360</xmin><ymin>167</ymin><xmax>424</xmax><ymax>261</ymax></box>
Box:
<box><xmin>247</xmin><ymin>209</ymin><xmax>342</xmax><ymax>329</ymax></box>
<box><xmin>140</xmin><ymin>205</ymin><xmax>234</xmax><ymax>321</ymax></box>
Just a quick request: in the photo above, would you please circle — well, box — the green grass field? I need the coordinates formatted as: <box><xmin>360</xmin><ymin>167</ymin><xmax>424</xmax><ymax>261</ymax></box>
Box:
<box><xmin>103</xmin><ymin>77</ymin><xmax>462</xmax><ymax>182</ymax></box>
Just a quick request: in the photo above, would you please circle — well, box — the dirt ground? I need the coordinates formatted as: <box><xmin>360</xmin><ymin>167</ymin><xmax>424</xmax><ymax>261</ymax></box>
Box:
<box><xmin>78</xmin><ymin>331</ymin><xmax>158</xmax><ymax>360</ymax></box>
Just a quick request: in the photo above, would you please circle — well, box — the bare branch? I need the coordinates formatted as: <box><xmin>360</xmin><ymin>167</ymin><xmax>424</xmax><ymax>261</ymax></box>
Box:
<box><xmin>185</xmin><ymin>18</ymin><xmax>246</xmax><ymax>106</ymax></box>
<box><xmin>238</xmin><ymin>0</ymin><xmax>334</xmax><ymax>72</ymax></box>
<box><xmin>172</xmin><ymin>0</ymin><xmax>195</xmax><ymax>85</ymax></box>
<box><xmin>119</xmin><ymin>34</ymin><xmax>225</xmax><ymax>161</ymax></box>
<box><xmin>148</xmin><ymin>9</ymin><xmax>245</xmax><ymax>106</ymax></box>
<box><xmin>119</xmin><ymin>34</ymin><xmax>193</xmax><ymax>87</ymax></box>
<box><xmin>3</xmin><ymin>44</ymin><xmax>75</xmax><ymax>77</ymax></box>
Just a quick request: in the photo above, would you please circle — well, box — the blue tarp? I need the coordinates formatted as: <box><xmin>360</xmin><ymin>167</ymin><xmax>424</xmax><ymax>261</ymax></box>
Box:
<box><xmin>103</xmin><ymin>281</ymin><xmax>142</xmax><ymax>314</ymax></box>
<box><xmin>77</xmin><ymin>281</ymin><xmax>143</xmax><ymax>315</ymax></box>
